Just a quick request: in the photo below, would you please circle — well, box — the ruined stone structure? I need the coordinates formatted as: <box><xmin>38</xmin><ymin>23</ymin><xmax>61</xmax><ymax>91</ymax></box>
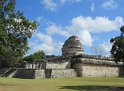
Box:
<box><xmin>62</xmin><ymin>36</ymin><xmax>83</xmax><ymax>56</ymax></box>
<box><xmin>0</xmin><ymin>35</ymin><xmax>124</xmax><ymax>79</ymax></box>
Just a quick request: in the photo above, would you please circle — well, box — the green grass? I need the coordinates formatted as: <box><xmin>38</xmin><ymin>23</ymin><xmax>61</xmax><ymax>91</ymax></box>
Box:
<box><xmin>0</xmin><ymin>77</ymin><xmax>124</xmax><ymax>91</ymax></box>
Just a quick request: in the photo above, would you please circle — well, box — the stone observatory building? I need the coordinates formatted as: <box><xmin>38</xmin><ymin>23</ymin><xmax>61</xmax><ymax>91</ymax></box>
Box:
<box><xmin>62</xmin><ymin>36</ymin><xmax>83</xmax><ymax>56</ymax></box>
<box><xmin>0</xmin><ymin>35</ymin><xmax>124</xmax><ymax>79</ymax></box>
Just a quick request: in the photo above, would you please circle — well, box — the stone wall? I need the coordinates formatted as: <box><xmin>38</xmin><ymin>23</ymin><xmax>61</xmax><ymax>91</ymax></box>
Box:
<box><xmin>24</xmin><ymin>61</ymin><xmax>46</xmax><ymax>69</ymax></box>
<box><xmin>1</xmin><ymin>55</ymin><xmax>124</xmax><ymax>79</ymax></box>
<box><xmin>14</xmin><ymin>68</ymin><xmax>77</xmax><ymax>79</ymax></box>
<box><xmin>83</xmin><ymin>64</ymin><xmax>120</xmax><ymax>77</ymax></box>
<box><xmin>73</xmin><ymin>63</ymin><xmax>120</xmax><ymax>77</ymax></box>
<box><xmin>34</xmin><ymin>70</ymin><xmax>45</xmax><ymax>78</ymax></box>
<box><xmin>45</xmin><ymin>69</ymin><xmax>77</xmax><ymax>78</ymax></box>
<box><xmin>23</xmin><ymin>61</ymin><xmax>71</xmax><ymax>69</ymax></box>
<box><xmin>72</xmin><ymin>58</ymin><xmax>123</xmax><ymax>77</ymax></box>
<box><xmin>46</xmin><ymin>61</ymin><xmax>71</xmax><ymax>69</ymax></box>
<box><xmin>15</xmin><ymin>69</ymin><xmax>45</xmax><ymax>79</ymax></box>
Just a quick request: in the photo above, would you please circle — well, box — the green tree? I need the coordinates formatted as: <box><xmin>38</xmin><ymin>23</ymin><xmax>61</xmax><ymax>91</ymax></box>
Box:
<box><xmin>23</xmin><ymin>51</ymin><xmax>45</xmax><ymax>62</ymax></box>
<box><xmin>0</xmin><ymin>0</ymin><xmax>37</xmax><ymax>68</ymax></box>
<box><xmin>110</xmin><ymin>26</ymin><xmax>124</xmax><ymax>63</ymax></box>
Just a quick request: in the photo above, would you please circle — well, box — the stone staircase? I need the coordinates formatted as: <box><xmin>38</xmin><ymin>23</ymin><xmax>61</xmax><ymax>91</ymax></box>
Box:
<box><xmin>0</xmin><ymin>68</ymin><xmax>17</xmax><ymax>77</ymax></box>
<box><xmin>0</xmin><ymin>61</ymin><xmax>26</xmax><ymax>77</ymax></box>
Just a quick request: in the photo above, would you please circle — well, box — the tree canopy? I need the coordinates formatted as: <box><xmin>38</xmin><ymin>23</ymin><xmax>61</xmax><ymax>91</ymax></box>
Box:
<box><xmin>110</xmin><ymin>26</ymin><xmax>124</xmax><ymax>63</ymax></box>
<box><xmin>0</xmin><ymin>0</ymin><xmax>37</xmax><ymax>68</ymax></box>
<box><xmin>23</xmin><ymin>51</ymin><xmax>45</xmax><ymax>62</ymax></box>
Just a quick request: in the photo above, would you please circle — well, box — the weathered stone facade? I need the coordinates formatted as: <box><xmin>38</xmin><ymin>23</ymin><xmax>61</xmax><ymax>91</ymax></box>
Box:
<box><xmin>15</xmin><ymin>69</ymin><xmax>45</xmax><ymax>79</ymax></box>
<box><xmin>13</xmin><ymin>68</ymin><xmax>77</xmax><ymax>79</ymax></box>
<box><xmin>62</xmin><ymin>36</ymin><xmax>83</xmax><ymax>56</ymax></box>
<box><xmin>72</xmin><ymin>60</ymin><xmax>122</xmax><ymax>77</ymax></box>
<box><xmin>0</xmin><ymin>35</ymin><xmax>124</xmax><ymax>79</ymax></box>
<box><xmin>45</xmin><ymin>69</ymin><xmax>77</xmax><ymax>78</ymax></box>
<box><xmin>71</xmin><ymin>56</ymin><xmax>124</xmax><ymax>77</ymax></box>
<box><xmin>82</xmin><ymin>65</ymin><xmax>120</xmax><ymax>77</ymax></box>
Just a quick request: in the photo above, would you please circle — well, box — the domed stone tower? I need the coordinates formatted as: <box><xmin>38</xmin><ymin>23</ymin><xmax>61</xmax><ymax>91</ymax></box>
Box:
<box><xmin>62</xmin><ymin>35</ymin><xmax>83</xmax><ymax>56</ymax></box>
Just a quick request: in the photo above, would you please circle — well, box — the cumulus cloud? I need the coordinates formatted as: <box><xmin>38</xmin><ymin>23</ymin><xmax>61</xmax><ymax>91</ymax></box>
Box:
<box><xmin>29</xmin><ymin>16</ymin><xmax>124</xmax><ymax>55</ymax></box>
<box><xmin>33</xmin><ymin>43</ymin><xmax>54</xmax><ymax>55</ymax></box>
<box><xmin>36</xmin><ymin>33</ymin><xmax>53</xmax><ymax>45</ymax></box>
<box><xmin>102</xmin><ymin>0</ymin><xmax>118</xmax><ymax>9</ymax></box>
<box><xmin>43</xmin><ymin>16</ymin><xmax>123</xmax><ymax>47</ymax></box>
<box><xmin>28</xmin><ymin>33</ymin><xmax>54</xmax><ymax>55</ymax></box>
<box><xmin>69</xmin><ymin>16</ymin><xmax>124</xmax><ymax>33</ymax></box>
<box><xmin>90</xmin><ymin>41</ymin><xmax>112</xmax><ymax>56</ymax></box>
<box><xmin>29</xmin><ymin>32</ymin><xmax>64</xmax><ymax>55</ymax></box>
<box><xmin>78</xmin><ymin>30</ymin><xmax>93</xmax><ymax>46</ymax></box>
<box><xmin>66</xmin><ymin>16</ymin><xmax>124</xmax><ymax>46</ymax></box>
<box><xmin>45</xmin><ymin>23</ymin><xmax>70</xmax><ymax>37</ymax></box>
<box><xmin>41</xmin><ymin>0</ymin><xmax>82</xmax><ymax>11</ymax></box>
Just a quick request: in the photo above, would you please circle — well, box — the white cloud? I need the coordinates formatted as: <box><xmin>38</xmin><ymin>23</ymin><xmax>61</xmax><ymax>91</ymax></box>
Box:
<box><xmin>90</xmin><ymin>41</ymin><xmax>112</xmax><ymax>56</ymax></box>
<box><xmin>41</xmin><ymin>0</ymin><xmax>58</xmax><ymax>11</ymax></box>
<box><xmin>45</xmin><ymin>23</ymin><xmax>70</xmax><ymax>37</ymax></box>
<box><xmin>60</xmin><ymin>0</ymin><xmax>81</xmax><ymax>4</ymax></box>
<box><xmin>99</xmin><ymin>43</ymin><xmax>111</xmax><ymax>53</ymax></box>
<box><xmin>66</xmin><ymin>16</ymin><xmax>124</xmax><ymax>46</ymax></box>
<box><xmin>34</xmin><ymin>43</ymin><xmax>54</xmax><ymax>55</ymax></box>
<box><xmin>78</xmin><ymin>30</ymin><xmax>93</xmax><ymax>46</ymax></box>
<box><xmin>36</xmin><ymin>33</ymin><xmax>53</xmax><ymax>45</ymax></box>
<box><xmin>28</xmin><ymin>16</ymin><xmax>124</xmax><ymax>55</ymax></box>
<box><xmin>69</xmin><ymin>16</ymin><xmax>124</xmax><ymax>33</ymax></box>
<box><xmin>29</xmin><ymin>33</ymin><xmax>55</xmax><ymax>55</ymax></box>
<box><xmin>102</xmin><ymin>0</ymin><xmax>118</xmax><ymax>9</ymax></box>
<box><xmin>97</xmin><ymin>42</ymin><xmax>112</xmax><ymax>56</ymax></box>
<box><xmin>54</xmin><ymin>42</ymin><xmax>64</xmax><ymax>54</ymax></box>
<box><xmin>90</xmin><ymin>2</ymin><xmax>95</xmax><ymax>12</ymax></box>
<box><xmin>41</xmin><ymin>0</ymin><xmax>82</xmax><ymax>11</ymax></box>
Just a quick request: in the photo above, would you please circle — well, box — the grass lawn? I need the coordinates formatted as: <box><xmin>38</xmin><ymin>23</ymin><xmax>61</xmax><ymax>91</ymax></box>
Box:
<box><xmin>0</xmin><ymin>77</ymin><xmax>124</xmax><ymax>91</ymax></box>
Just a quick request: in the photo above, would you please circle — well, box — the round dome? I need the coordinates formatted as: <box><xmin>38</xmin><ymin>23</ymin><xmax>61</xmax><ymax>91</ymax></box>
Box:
<box><xmin>62</xmin><ymin>35</ymin><xmax>83</xmax><ymax>56</ymax></box>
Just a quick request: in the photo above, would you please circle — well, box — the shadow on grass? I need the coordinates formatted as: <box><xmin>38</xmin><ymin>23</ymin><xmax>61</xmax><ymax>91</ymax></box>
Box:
<box><xmin>60</xmin><ymin>85</ymin><xmax>124</xmax><ymax>91</ymax></box>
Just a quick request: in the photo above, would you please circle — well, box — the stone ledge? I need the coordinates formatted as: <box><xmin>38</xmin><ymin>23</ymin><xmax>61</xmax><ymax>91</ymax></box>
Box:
<box><xmin>72</xmin><ymin>54</ymin><xmax>114</xmax><ymax>61</ymax></box>
<box><xmin>72</xmin><ymin>58</ymin><xmax>123</xmax><ymax>66</ymax></box>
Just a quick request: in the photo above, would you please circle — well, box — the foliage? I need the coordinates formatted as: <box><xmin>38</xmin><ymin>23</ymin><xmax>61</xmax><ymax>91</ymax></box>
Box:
<box><xmin>110</xmin><ymin>26</ymin><xmax>124</xmax><ymax>63</ymax></box>
<box><xmin>0</xmin><ymin>0</ymin><xmax>37</xmax><ymax>68</ymax></box>
<box><xmin>23</xmin><ymin>51</ymin><xmax>45</xmax><ymax>62</ymax></box>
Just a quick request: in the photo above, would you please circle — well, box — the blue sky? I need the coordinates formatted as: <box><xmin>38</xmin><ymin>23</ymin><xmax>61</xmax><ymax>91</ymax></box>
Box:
<box><xmin>16</xmin><ymin>0</ymin><xmax>124</xmax><ymax>56</ymax></box>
